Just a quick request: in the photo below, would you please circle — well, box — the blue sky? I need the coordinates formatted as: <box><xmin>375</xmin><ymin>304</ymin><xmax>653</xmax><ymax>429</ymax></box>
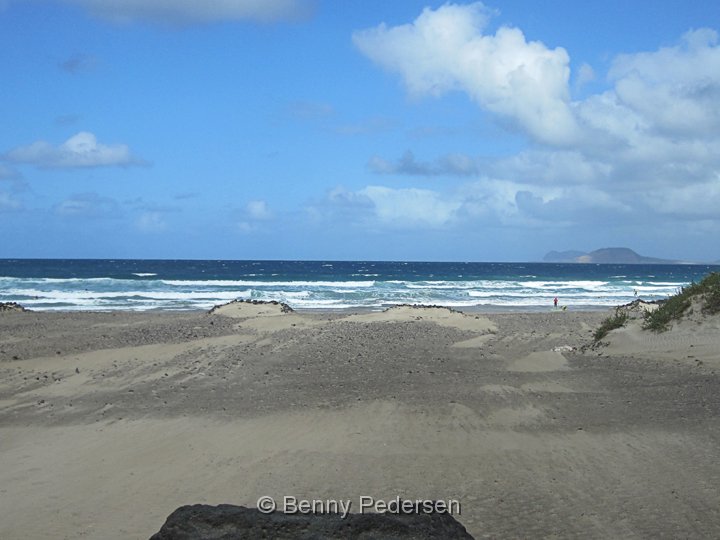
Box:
<box><xmin>1</xmin><ymin>0</ymin><xmax>719</xmax><ymax>261</ymax></box>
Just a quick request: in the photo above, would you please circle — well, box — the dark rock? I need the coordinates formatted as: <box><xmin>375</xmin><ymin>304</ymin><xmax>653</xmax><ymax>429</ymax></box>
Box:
<box><xmin>0</xmin><ymin>302</ymin><xmax>27</xmax><ymax>312</ymax></box>
<box><xmin>208</xmin><ymin>299</ymin><xmax>294</xmax><ymax>314</ymax></box>
<box><xmin>150</xmin><ymin>504</ymin><xmax>475</xmax><ymax>540</ymax></box>
<box><xmin>618</xmin><ymin>298</ymin><xmax>663</xmax><ymax>310</ymax></box>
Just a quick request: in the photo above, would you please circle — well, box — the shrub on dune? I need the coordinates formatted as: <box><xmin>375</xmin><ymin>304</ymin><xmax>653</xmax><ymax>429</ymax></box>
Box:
<box><xmin>643</xmin><ymin>272</ymin><xmax>720</xmax><ymax>332</ymax></box>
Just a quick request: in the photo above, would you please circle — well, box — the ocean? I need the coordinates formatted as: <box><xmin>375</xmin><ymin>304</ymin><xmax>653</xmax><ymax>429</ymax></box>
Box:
<box><xmin>0</xmin><ymin>259</ymin><xmax>718</xmax><ymax>312</ymax></box>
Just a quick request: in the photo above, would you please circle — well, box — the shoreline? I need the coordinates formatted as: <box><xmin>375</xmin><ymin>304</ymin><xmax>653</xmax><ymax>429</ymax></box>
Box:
<box><xmin>2</xmin><ymin>301</ymin><xmax>613</xmax><ymax>315</ymax></box>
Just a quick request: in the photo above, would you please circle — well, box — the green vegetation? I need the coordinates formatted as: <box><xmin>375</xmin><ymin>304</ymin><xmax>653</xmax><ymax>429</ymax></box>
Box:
<box><xmin>643</xmin><ymin>272</ymin><xmax>720</xmax><ymax>332</ymax></box>
<box><xmin>642</xmin><ymin>290</ymin><xmax>692</xmax><ymax>332</ymax></box>
<box><xmin>593</xmin><ymin>310</ymin><xmax>629</xmax><ymax>342</ymax></box>
<box><xmin>702</xmin><ymin>273</ymin><xmax>720</xmax><ymax>315</ymax></box>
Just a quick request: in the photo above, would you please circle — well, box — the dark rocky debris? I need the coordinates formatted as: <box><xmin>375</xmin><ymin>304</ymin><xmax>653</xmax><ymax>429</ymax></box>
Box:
<box><xmin>150</xmin><ymin>504</ymin><xmax>474</xmax><ymax>540</ymax></box>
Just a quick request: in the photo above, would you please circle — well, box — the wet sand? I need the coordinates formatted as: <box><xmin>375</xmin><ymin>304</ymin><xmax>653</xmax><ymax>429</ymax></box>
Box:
<box><xmin>1</xmin><ymin>303</ymin><xmax>719</xmax><ymax>538</ymax></box>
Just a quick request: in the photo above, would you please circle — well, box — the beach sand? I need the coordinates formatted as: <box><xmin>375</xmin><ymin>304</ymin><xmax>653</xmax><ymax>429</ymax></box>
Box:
<box><xmin>1</xmin><ymin>304</ymin><xmax>720</xmax><ymax>538</ymax></box>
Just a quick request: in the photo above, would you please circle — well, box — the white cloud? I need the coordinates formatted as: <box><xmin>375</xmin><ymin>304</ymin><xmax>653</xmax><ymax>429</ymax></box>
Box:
<box><xmin>359</xmin><ymin>185</ymin><xmax>462</xmax><ymax>227</ymax></box>
<box><xmin>136</xmin><ymin>211</ymin><xmax>167</xmax><ymax>232</ymax></box>
<box><xmin>514</xmin><ymin>186</ymin><xmax>631</xmax><ymax>223</ymax></box>
<box><xmin>643</xmin><ymin>176</ymin><xmax>720</xmax><ymax>219</ymax></box>
<box><xmin>574</xmin><ymin>62</ymin><xmax>595</xmax><ymax>89</ymax></box>
<box><xmin>311</xmin><ymin>186</ymin><xmax>375</xmax><ymax>225</ymax></box>
<box><xmin>570</xmin><ymin>30</ymin><xmax>720</xmax><ymax>199</ymax></box>
<box><xmin>493</xmin><ymin>150</ymin><xmax>612</xmax><ymax>185</ymax></box>
<box><xmin>606</xmin><ymin>29</ymin><xmax>720</xmax><ymax>138</ymax></box>
<box><xmin>312</xmin><ymin>185</ymin><xmax>463</xmax><ymax>229</ymax></box>
<box><xmin>316</xmin><ymin>185</ymin><xmax>467</xmax><ymax>229</ymax></box>
<box><xmin>356</xmin><ymin>6</ymin><xmax>720</xmax><ymax>232</ymax></box>
<box><xmin>3</xmin><ymin>132</ymin><xmax>144</xmax><ymax>169</ymax></box>
<box><xmin>63</xmin><ymin>0</ymin><xmax>314</xmax><ymax>25</ymax></box>
<box><xmin>245</xmin><ymin>199</ymin><xmax>272</xmax><ymax>220</ymax></box>
<box><xmin>237</xmin><ymin>221</ymin><xmax>256</xmax><ymax>234</ymax></box>
<box><xmin>568</xmin><ymin>29</ymin><xmax>720</xmax><ymax>168</ymax></box>
<box><xmin>353</xmin><ymin>2</ymin><xmax>577</xmax><ymax>145</ymax></box>
<box><xmin>315</xmin><ymin>175</ymin><xmax>649</xmax><ymax>233</ymax></box>
<box><xmin>236</xmin><ymin>200</ymin><xmax>272</xmax><ymax>234</ymax></box>
<box><xmin>354</xmin><ymin>5</ymin><xmax>720</xmax><ymax>152</ymax></box>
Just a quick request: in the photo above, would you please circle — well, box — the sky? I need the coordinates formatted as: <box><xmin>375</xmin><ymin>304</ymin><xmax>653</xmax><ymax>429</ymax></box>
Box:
<box><xmin>1</xmin><ymin>0</ymin><xmax>719</xmax><ymax>262</ymax></box>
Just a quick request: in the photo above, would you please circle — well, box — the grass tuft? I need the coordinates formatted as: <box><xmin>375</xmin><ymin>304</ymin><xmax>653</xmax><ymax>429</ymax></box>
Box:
<box><xmin>593</xmin><ymin>310</ymin><xmax>629</xmax><ymax>342</ymax></box>
<box><xmin>642</xmin><ymin>272</ymin><xmax>720</xmax><ymax>332</ymax></box>
<box><xmin>699</xmin><ymin>272</ymin><xmax>720</xmax><ymax>315</ymax></box>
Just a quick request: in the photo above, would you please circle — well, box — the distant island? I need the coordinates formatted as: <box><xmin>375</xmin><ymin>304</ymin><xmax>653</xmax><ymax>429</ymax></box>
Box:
<box><xmin>543</xmin><ymin>247</ymin><xmax>682</xmax><ymax>264</ymax></box>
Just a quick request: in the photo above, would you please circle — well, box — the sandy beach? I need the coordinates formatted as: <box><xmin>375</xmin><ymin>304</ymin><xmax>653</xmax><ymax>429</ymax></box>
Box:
<box><xmin>1</xmin><ymin>302</ymin><xmax>720</xmax><ymax>539</ymax></box>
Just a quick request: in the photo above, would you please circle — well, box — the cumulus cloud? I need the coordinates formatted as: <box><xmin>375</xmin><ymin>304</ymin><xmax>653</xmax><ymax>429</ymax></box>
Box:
<box><xmin>570</xmin><ymin>30</ymin><xmax>720</xmax><ymax>196</ymax></box>
<box><xmin>574</xmin><ymin>62</ymin><xmax>595</xmax><ymax>90</ymax></box>
<box><xmin>608</xmin><ymin>29</ymin><xmax>720</xmax><ymax>134</ymax></box>
<box><xmin>314</xmin><ymin>185</ymin><xmax>463</xmax><ymax>229</ymax></box>
<box><xmin>355</xmin><ymin>5</ymin><xmax>720</xmax><ymax>235</ymax></box>
<box><xmin>514</xmin><ymin>187</ymin><xmax>631</xmax><ymax>223</ymax></box>
<box><xmin>353</xmin><ymin>2</ymin><xmax>577</xmax><ymax>145</ymax></box>
<box><xmin>492</xmin><ymin>150</ymin><xmax>612</xmax><ymax>185</ymax></box>
<box><xmin>236</xmin><ymin>199</ymin><xmax>272</xmax><ymax>233</ymax></box>
<box><xmin>306</xmin><ymin>186</ymin><xmax>374</xmax><ymax>226</ymax></box>
<box><xmin>3</xmin><ymin>132</ymin><xmax>145</xmax><ymax>169</ymax></box>
<box><xmin>63</xmin><ymin>0</ymin><xmax>314</xmax><ymax>25</ymax></box>
<box><xmin>353</xmin><ymin>5</ymin><xmax>720</xmax><ymax>154</ymax></box>
<box><xmin>315</xmin><ymin>176</ymin><xmax>647</xmax><ymax>233</ymax></box>
<box><xmin>359</xmin><ymin>186</ymin><xmax>462</xmax><ymax>227</ymax></box>
<box><xmin>642</xmin><ymin>177</ymin><xmax>720</xmax><ymax>219</ymax></box>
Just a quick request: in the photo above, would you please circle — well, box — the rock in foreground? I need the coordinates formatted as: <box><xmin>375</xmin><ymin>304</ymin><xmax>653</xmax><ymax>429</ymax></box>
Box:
<box><xmin>150</xmin><ymin>504</ymin><xmax>475</xmax><ymax>540</ymax></box>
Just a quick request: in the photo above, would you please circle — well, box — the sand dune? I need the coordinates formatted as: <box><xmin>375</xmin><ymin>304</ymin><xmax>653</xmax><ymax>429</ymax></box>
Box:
<box><xmin>598</xmin><ymin>302</ymin><xmax>720</xmax><ymax>369</ymax></box>
<box><xmin>2</xmin><ymin>305</ymin><xmax>720</xmax><ymax>538</ymax></box>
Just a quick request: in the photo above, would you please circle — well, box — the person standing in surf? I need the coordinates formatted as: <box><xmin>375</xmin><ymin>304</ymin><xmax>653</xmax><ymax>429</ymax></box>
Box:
<box><xmin>553</xmin><ymin>297</ymin><xmax>558</xmax><ymax>308</ymax></box>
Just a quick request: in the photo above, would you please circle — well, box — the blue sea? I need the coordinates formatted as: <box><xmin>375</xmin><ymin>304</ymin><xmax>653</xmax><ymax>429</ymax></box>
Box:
<box><xmin>0</xmin><ymin>259</ymin><xmax>718</xmax><ymax>312</ymax></box>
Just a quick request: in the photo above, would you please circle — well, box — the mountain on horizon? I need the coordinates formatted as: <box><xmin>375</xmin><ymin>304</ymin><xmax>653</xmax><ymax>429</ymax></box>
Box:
<box><xmin>543</xmin><ymin>247</ymin><xmax>681</xmax><ymax>264</ymax></box>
